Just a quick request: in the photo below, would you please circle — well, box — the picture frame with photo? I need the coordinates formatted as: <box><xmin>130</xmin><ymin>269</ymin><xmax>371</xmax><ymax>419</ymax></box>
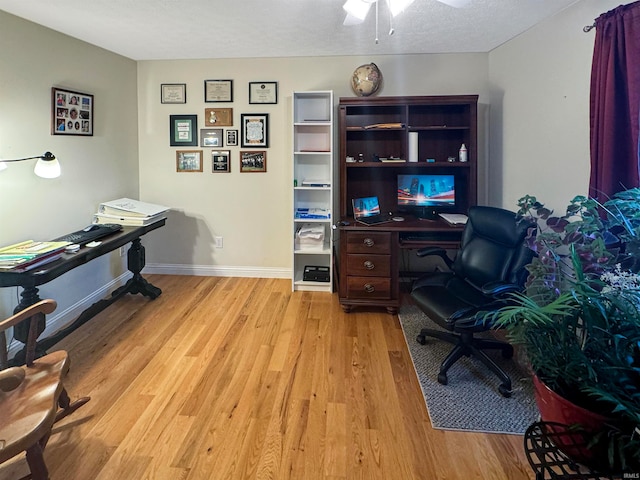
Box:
<box><xmin>176</xmin><ymin>150</ymin><xmax>203</xmax><ymax>172</ymax></box>
<box><xmin>170</xmin><ymin>114</ymin><xmax>198</xmax><ymax>146</ymax></box>
<box><xmin>204</xmin><ymin>79</ymin><xmax>233</xmax><ymax>103</ymax></box>
<box><xmin>226</xmin><ymin>129</ymin><xmax>238</xmax><ymax>146</ymax></box>
<box><xmin>240</xmin><ymin>150</ymin><xmax>267</xmax><ymax>173</ymax></box>
<box><xmin>212</xmin><ymin>150</ymin><xmax>231</xmax><ymax>173</ymax></box>
<box><xmin>161</xmin><ymin>83</ymin><xmax>186</xmax><ymax>104</ymax></box>
<box><xmin>249</xmin><ymin>81</ymin><xmax>278</xmax><ymax>104</ymax></box>
<box><xmin>201</xmin><ymin>128</ymin><xmax>223</xmax><ymax>147</ymax></box>
<box><xmin>241</xmin><ymin>113</ymin><xmax>269</xmax><ymax>148</ymax></box>
<box><xmin>52</xmin><ymin>87</ymin><xmax>94</xmax><ymax>136</ymax></box>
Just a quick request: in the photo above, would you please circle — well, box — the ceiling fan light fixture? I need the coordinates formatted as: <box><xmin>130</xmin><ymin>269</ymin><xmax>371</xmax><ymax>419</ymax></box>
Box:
<box><xmin>343</xmin><ymin>0</ymin><xmax>373</xmax><ymax>21</ymax></box>
<box><xmin>436</xmin><ymin>0</ymin><xmax>472</xmax><ymax>7</ymax></box>
<box><xmin>387</xmin><ymin>0</ymin><xmax>415</xmax><ymax>17</ymax></box>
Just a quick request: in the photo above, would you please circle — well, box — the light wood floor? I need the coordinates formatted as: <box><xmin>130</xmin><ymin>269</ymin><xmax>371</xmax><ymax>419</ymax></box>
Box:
<box><xmin>1</xmin><ymin>276</ymin><xmax>535</xmax><ymax>480</ymax></box>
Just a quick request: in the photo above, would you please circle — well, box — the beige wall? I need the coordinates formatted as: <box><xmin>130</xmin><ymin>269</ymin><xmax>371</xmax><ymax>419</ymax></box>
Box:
<box><xmin>138</xmin><ymin>54</ymin><xmax>490</xmax><ymax>275</ymax></box>
<box><xmin>488</xmin><ymin>0</ymin><xmax>621</xmax><ymax>213</ymax></box>
<box><xmin>0</xmin><ymin>11</ymin><xmax>139</xmax><ymax>327</ymax></box>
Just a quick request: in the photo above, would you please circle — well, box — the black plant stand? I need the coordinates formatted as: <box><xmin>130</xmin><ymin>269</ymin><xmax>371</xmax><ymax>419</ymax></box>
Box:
<box><xmin>524</xmin><ymin>422</ymin><xmax>626</xmax><ymax>479</ymax></box>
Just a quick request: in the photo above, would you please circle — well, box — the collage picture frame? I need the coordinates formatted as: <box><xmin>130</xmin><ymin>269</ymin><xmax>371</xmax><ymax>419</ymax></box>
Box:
<box><xmin>52</xmin><ymin>87</ymin><xmax>94</xmax><ymax>136</ymax></box>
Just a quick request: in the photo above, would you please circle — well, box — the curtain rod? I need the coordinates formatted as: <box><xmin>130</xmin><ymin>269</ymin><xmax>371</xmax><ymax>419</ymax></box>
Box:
<box><xmin>584</xmin><ymin>22</ymin><xmax>595</xmax><ymax>32</ymax></box>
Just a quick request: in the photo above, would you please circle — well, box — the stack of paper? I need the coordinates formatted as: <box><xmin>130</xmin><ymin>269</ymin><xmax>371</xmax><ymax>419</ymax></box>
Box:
<box><xmin>94</xmin><ymin>198</ymin><xmax>170</xmax><ymax>226</ymax></box>
<box><xmin>0</xmin><ymin>240</ymin><xmax>70</xmax><ymax>272</ymax></box>
<box><xmin>295</xmin><ymin>208</ymin><xmax>331</xmax><ymax>219</ymax></box>
<box><xmin>295</xmin><ymin>224</ymin><xmax>325</xmax><ymax>250</ymax></box>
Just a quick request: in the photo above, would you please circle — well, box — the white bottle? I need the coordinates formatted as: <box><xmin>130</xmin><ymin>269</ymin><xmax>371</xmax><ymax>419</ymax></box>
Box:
<box><xmin>459</xmin><ymin>143</ymin><xmax>468</xmax><ymax>163</ymax></box>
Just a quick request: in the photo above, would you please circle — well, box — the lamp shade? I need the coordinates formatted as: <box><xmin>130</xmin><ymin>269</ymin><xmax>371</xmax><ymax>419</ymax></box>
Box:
<box><xmin>34</xmin><ymin>155</ymin><xmax>61</xmax><ymax>178</ymax></box>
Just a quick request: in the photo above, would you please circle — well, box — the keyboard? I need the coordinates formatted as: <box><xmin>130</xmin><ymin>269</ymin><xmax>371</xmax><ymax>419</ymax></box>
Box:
<box><xmin>53</xmin><ymin>223</ymin><xmax>123</xmax><ymax>246</ymax></box>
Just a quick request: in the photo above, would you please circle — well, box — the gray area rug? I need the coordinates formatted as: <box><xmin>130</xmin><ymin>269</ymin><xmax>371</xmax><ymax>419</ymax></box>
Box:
<box><xmin>398</xmin><ymin>304</ymin><xmax>539</xmax><ymax>434</ymax></box>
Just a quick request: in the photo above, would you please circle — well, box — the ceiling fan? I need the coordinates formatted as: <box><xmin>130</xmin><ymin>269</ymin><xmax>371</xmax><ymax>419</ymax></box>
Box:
<box><xmin>343</xmin><ymin>0</ymin><xmax>472</xmax><ymax>41</ymax></box>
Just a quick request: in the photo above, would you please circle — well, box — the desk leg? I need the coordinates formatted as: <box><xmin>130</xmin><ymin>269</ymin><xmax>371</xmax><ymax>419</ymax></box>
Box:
<box><xmin>13</xmin><ymin>286</ymin><xmax>43</xmax><ymax>343</ymax></box>
<box><xmin>111</xmin><ymin>238</ymin><xmax>162</xmax><ymax>299</ymax></box>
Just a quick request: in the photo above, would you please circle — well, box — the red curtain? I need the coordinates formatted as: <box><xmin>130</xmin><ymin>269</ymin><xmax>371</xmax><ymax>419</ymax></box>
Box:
<box><xmin>589</xmin><ymin>1</ymin><xmax>640</xmax><ymax>199</ymax></box>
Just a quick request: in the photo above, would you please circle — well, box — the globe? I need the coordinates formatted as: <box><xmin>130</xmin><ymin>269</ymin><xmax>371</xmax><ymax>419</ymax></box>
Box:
<box><xmin>351</xmin><ymin>63</ymin><xmax>382</xmax><ymax>97</ymax></box>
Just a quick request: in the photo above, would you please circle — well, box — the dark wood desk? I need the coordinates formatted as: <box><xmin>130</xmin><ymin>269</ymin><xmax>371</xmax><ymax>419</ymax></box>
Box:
<box><xmin>338</xmin><ymin>215</ymin><xmax>463</xmax><ymax>314</ymax></box>
<box><xmin>0</xmin><ymin>220</ymin><xmax>165</xmax><ymax>354</ymax></box>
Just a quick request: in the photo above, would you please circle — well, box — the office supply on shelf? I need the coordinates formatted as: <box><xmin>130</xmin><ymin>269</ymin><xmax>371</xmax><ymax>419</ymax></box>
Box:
<box><xmin>352</xmin><ymin>196</ymin><xmax>392</xmax><ymax>225</ymax></box>
<box><xmin>300</xmin><ymin>179</ymin><xmax>330</xmax><ymax>187</ymax></box>
<box><xmin>295</xmin><ymin>208</ymin><xmax>330</xmax><ymax>219</ymax></box>
<box><xmin>93</xmin><ymin>212</ymin><xmax>166</xmax><ymax>227</ymax></box>
<box><xmin>295</xmin><ymin>224</ymin><xmax>325</xmax><ymax>250</ymax></box>
<box><xmin>53</xmin><ymin>223</ymin><xmax>123</xmax><ymax>246</ymax></box>
<box><xmin>362</xmin><ymin>123</ymin><xmax>405</xmax><ymax>129</ymax></box>
<box><xmin>303</xmin><ymin>265</ymin><xmax>330</xmax><ymax>282</ymax></box>
<box><xmin>438</xmin><ymin>213</ymin><xmax>468</xmax><ymax>225</ymax></box>
<box><xmin>98</xmin><ymin>197</ymin><xmax>169</xmax><ymax>218</ymax></box>
<box><xmin>409</xmin><ymin>132</ymin><xmax>418</xmax><ymax>162</ymax></box>
<box><xmin>379</xmin><ymin>157</ymin><xmax>406</xmax><ymax>163</ymax></box>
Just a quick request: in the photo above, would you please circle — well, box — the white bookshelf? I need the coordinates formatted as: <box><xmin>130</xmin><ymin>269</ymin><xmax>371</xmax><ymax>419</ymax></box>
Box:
<box><xmin>292</xmin><ymin>91</ymin><xmax>334</xmax><ymax>292</ymax></box>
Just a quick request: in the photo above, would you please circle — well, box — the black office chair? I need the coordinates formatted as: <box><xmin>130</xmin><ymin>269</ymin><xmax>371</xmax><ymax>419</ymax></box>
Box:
<box><xmin>410</xmin><ymin>206</ymin><xmax>535</xmax><ymax>397</ymax></box>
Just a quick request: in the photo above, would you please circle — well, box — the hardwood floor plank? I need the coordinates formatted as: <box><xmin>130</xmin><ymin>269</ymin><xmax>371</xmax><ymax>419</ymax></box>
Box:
<box><xmin>0</xmin><ymin>276</ymin><xmax>537</xmax><ymax>479</ymax></box>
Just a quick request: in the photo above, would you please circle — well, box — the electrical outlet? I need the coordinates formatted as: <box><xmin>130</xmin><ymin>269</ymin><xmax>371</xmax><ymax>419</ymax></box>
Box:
<box><xmin>119</xmin><ymin>246</ymin><xmax>126</xmax><ymax>257</ymax></box>
<box><xmin>214</xmin><ymin>236</ymin><xmax>223</xmax><ymax>248</ymax></box>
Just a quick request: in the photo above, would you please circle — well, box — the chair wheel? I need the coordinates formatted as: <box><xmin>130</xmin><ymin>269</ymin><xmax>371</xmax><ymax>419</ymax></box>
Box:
<box><xmin>416</xmin><ymin>334</ymin><xmax>427</xmax><ymax>345</ymax></box>
<box><xmin>502</xmin><ymin>345</ymin><xmax>514</xmax><ymax>359</ymax></box>
<box><xmin>437</xmin><ymin>372</ymin><xmax>448</xmax><ymax>385</ymax></box>
<box><xmin>498</xmin><ymin>384</ymin><xmax>512</xmax><ymax>397</ymax></box>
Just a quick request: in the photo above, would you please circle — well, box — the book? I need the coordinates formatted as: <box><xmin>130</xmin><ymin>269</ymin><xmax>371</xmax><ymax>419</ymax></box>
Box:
<box><xmin>98</xmin><ymin>198</ymin><xmax>169</xmax><ymax>218</ymax></box>
<box><xmin>439</xmin><ymin>213</ymin><xmax>468</xmax><ymax>225</ymax></box>
<box><xmin>0</xmin><ymin>240</ymin><xmax>70</xmax><ymax>257</ymax></box>
<box><xmin>92</xmin><ymin>212</ymin><xmax>166</xmax><ymax>227</ymax></box>
<box><xmin>0</xmin><ymin>249</ymin><xmax>64</xmax><ymax>271</ymax></box>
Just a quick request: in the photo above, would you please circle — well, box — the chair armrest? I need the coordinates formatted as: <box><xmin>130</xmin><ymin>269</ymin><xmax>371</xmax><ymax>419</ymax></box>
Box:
<box><xmin>481</xmin><ymin>281</ymin><xmax>521</xmax><ymax>298</ymax></box>
<box><xmin>415</xmin><ymin>247</ymin><xmax>453</xmax><ymax>268</ymax></box>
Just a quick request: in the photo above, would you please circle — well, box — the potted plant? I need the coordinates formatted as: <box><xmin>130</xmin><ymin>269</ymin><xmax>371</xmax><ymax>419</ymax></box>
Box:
<box><xmin>484</xmin><ymin>189</ymin><xmax>640</xmax><ymax>472</ymax></box>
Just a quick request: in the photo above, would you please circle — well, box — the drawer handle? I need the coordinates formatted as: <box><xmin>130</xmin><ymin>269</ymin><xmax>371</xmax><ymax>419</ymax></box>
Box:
<box><xmin>363</xmin><ymin>238</ymin><xmax>375</xmax><ymax>247</ymax></box>
<box><xmin>364</xmin><ymin>260</ymin><xmax>375</xmax><ymax>270</ymax></box>
<box><xmin>364</xmin><ymin>283</ymin><xmax>375</xmax><ymax>293</ymax></box>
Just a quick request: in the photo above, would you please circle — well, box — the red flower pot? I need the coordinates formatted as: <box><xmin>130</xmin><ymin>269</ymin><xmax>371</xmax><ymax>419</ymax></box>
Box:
<box><xmin>532</xmin><ymin>374</ymin><xmax>612</xmax><ymax>464</ymax></box>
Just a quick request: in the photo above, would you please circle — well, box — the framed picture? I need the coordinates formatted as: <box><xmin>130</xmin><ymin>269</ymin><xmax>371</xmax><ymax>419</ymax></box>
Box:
<box><xmin>52</xmin><ymin>87</ymin><xmax>94</xmax><ymax>136</ymax></box>
<box><xmin>240</xmin><ymin>150</ymin><xmax>267</xmax><ymax>173</ymax></box>
<box><xmin>161</xmin><ymin>83</ymin><xmax>186</xmax><ymax>104</ymax></box>
<box><xmin>170</xmin><ymin>114</ymin><xmax>198</xmax><ymax>146</ymax></box>
<box><xmin>204</xmin><ymin>108</ymin><xmax>233</xmax><ymax>127</ymax></box>
<box><xmin>249</xmin><ymin>82</ymin><xmax>278</xmax><ymax>104</ymax></box>
<box><xmin>204</xmin><ymin>79</ymin><xmax>233</xmax><ymax>102</ymax></box>
<box><xmin>241</xmin><ymin>113</ymin><xmax>269</xmax><ymax>148</ymax></box>
<box><xmin>176</xmin><ymin>150</ymin><xmax>203</xmax><ymax>172</ymax></box>
<box><xmin>226</xmin><ymin>129</ymin><xmax>238</xmax><ymax>146</ymax></box>
<box><xmin>212</xmin><ymin>150</ymin><xmax>231</xmax><ymax>172</ymax></box>
<box><xmin>201</xmin><ymin>128</ymin><xmax>223</xmax><ymax>147</ymax></box>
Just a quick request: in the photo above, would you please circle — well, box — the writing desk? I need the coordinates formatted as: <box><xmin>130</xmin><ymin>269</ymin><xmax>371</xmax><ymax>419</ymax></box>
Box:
<box><xmin>0</xmin><ymin>220</ymin><xmax>165</xmax><ymax>355</ymax></box>
<box><xmin>338</xmin><ymin>215</ymin><xmax>463</xmax><ymax>314</ymax></box>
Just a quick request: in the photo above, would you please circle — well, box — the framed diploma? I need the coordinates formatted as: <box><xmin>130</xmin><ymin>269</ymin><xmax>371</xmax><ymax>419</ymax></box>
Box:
<box><xmin>170</xmin><ymin>114</ymin><xmax>198</xmax><ymax>146</ymax></box>
<box><xmin>204</xmin><ymin>79</ymin><xmax>233</xmax><ymax>103</ymax></box>
<box><xmin>161</xmin><ymin>83</ymin><xmax>186</xmax><ymax>104</ymax></box>
<box><xmin>249</xmin><ymin>81</ymin><xmax>278</xmax><ymax>104</ymax></box>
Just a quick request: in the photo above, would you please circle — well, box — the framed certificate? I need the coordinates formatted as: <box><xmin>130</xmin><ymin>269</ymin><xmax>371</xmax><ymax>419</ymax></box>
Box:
<box><xmin>204</xmin><ymin>79</ymin><xmax>233</xmax><ymax>103</ymax></box>
<box><xmin>249</xmin><ymin>81</ymin><xmax>278</xmax><ymax>104</ymax></box>
<box><xmin>241</xmin><ymin>113</ymin><xmax>269</xmax><ymax>148</ymax></box>
<box><xmin>161</xmin><ymin>84</ymin><xmax>186</xmax><ymax>104</ymax></box>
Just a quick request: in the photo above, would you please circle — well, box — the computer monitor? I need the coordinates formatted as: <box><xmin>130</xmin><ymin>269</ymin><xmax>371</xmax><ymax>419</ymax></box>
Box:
<box><xmin>397</xmin><ymin>173</ymin><xmax>456</xmax><ymax>219</ymax></box>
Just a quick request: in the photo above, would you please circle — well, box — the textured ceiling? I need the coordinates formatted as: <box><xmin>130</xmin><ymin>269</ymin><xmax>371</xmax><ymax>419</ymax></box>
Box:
<box><xmin>0</xmin><ymin>0</ymin><xmax>582</xmax><ymax>61</ymax></box>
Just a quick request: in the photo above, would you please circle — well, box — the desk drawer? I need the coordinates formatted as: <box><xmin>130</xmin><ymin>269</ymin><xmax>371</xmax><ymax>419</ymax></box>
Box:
<box><xmin>346</xmin><ymin>254</ymin><xmax>391</xmax><ymax>277</ymax></box>
<box><xmin>346</xmin><ymin>276</ymin><xmax>391</xmax><ymax>299</ymax></box>
<box><xmin>346</xmin><ymin>232</ymin><xmax>391</xmax><ymax>254</ymax></box>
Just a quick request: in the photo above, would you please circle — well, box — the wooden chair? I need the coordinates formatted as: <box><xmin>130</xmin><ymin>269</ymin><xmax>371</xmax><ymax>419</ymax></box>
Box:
<box><xmin>0</xmin><ymin>299</ymin><xmax>90</xmax><ymax>479</ymax></box>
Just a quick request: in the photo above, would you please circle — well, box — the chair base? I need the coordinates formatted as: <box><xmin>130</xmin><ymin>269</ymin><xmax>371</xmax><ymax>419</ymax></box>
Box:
<box><xmin>416</xmin><ymin>328</ymin><xmax>513</xmax><ymax>398</ymax></box>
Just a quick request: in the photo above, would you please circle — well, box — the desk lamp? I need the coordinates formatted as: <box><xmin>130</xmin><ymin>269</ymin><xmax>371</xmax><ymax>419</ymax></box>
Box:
<box><xmin>0</xmin><ymin>151</ymin><xmax>61</xmax><ymax>178</ymax></box>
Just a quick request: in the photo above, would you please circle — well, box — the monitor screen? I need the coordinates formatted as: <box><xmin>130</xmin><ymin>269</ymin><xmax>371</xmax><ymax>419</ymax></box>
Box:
<box><xmin>397</xmin><ymin>174</ymin><xmax>455</xmax><ymax>207</ymax></box>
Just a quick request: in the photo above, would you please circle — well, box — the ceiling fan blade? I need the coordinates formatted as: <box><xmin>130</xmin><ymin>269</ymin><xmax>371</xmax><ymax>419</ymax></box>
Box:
<box><xmin>344</xmin><ymin>13</ymin><xmax>366</xmax><ymax>25</ymax></box>
<box><xmin>436</xmin><ymin>0</ymin><xmax>472</xmax><ymax>7</ymax></box>
<box><xmin>343</xmin><ymin>0</ymin><xmax>373</xmax><ymax>21</ymax></box>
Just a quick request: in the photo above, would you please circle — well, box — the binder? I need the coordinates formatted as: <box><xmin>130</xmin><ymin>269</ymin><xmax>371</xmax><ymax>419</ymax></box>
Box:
<box><xmin>93</xmin><ymin>212</ymin><xmax>166</xmax><ymax>227</ymax></box>
<box><xmin>98</xmin><ymin>198</ymin><xmax>169</xmax><ymax>218</ymax></box>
